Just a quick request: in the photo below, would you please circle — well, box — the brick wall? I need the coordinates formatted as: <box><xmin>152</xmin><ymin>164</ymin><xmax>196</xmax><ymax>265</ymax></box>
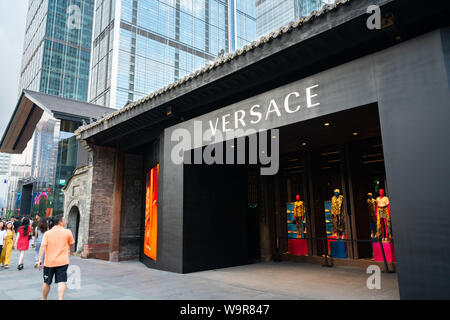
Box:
<box><xmin>65</xmin><ymin>143</ymin><xmax>146</xmax><ymax>262</ymax></box>
<box><xmin>86</xmin><ymin>145</ymin><xmax>117</xmax><ymax>259</ymax></box>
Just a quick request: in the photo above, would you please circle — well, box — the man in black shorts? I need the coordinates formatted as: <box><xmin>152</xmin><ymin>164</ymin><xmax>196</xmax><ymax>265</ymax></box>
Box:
<box><xmin>38</xmin><ymin>215</ymin><xmax>74</xmax><ymax>300</ymax></box>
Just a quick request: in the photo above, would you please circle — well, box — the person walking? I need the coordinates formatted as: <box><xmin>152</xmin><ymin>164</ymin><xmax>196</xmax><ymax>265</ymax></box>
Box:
<box><xmin>0</xmin><ymin>222</ymin><xmax>15</xmax><ymax>269</ymax></box>
<box><xmin>13</xmin><ymin>217</ymin><xmax>21</xmax><ymax>238</ymax></box>
<box><xmin>31</xmin><ymin>215</ymin><xmax>40</xmax><ymax>242</ymax></box>
<box><xmin>15</xmin><ymin>217</ymin><xmax>32</xmax><ymax>270</ymax></box>
<box><xmin>33</xmin><ymin>219</ymin><xmax>48</xmax><ymax>268</ymax></box>
<box><xmin>0</xmin><ymin>221</ymin><xmax>5</xmax><ymax>257</ymax></box>
<box><xmin>47</xmin><ymin>217</ymin><xmax>55</xmax><ymax>230</ymax></box>
<box><xmin>38</xmin><ymin>215</ymin><xmax>74</xmax><ymax>300</ymax></box>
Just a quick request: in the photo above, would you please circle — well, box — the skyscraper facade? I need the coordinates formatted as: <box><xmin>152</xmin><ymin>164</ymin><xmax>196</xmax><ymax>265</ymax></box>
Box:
<box><xmin>89</xmin><ymin>0</ymin><xmax>256</xmax><ymax>109</ymax></box>
<box><xmin>256</xmin><ymin>0</ymin><xmax>330</xmax><ymax>38</ymax></box>
<box><xmin>4</xmin><ymin>0</ymin><xmax>96</xmax><ymax>216</ymax></box>
<box><xmin>0</xmin><ymin>153</ymin><xmax>11</xmax><ymax>175</ymax></box>
<box><xmin>19</xmin><ymin>0</ymin><xmax>95</xmax><ymax>101</ymax></box>
<box><xmin>0</xmin><ymin>153</ymin><xmax>11</xmax><ymax>215</ymax></box>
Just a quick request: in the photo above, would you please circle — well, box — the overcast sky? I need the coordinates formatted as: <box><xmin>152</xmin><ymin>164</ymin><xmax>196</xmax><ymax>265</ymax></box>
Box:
<box><xmin>0</xmin><ymin>1</ymin><xmax>28</xmax><ymax>139</ymax></box>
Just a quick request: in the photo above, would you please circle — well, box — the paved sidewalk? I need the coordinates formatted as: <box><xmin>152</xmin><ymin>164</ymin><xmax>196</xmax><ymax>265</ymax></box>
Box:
<box><xmin>0</xmin><ymin>249</ymin><xmax>399</xmax><ymax>300</ymax></box>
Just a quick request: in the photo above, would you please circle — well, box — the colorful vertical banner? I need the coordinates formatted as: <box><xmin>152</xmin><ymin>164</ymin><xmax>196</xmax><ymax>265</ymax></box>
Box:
<box><xmin>144</xmin><ymin>164</ymin><xmax>159</xmax><ymax>261</ymax></box>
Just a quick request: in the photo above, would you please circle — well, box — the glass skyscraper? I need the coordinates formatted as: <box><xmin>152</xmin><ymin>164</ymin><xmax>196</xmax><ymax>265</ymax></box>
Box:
<box><xmin>6</xmin><ymin>0</ymin><xmax>97</xmax><ymax>216</ymax></box>
<box><xmin>19</xmin><ymin>0</ymin><xmax>95</xmax><ymax>101</ymax></box>
<box><xmin>89</xmin><ymin>0</ymin><xmax>256</xmax><ymax>109</ymax></box>
<box><xmin>256</xmin><ymin>0</ymin><xmax>331</xmax><ymax>38</ymax></box>
<box><xmin>0</xmin><ymin>153</ymin><xmax>11</xmax><ymax>215</ymax></box>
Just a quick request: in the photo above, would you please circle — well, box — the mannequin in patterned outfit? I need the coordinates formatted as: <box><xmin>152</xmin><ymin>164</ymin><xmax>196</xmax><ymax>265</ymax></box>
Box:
<box><xmin>376</xmin><ymin>189</ymin><xmax>392</xmax><ymax>241</ymax></box>
<box><xmin>367</xmin><ymin>193</ymin><xmax>378</xmax><ymax>239</ymax></box>
<box><xmin>331</xmin><ymin>189</ymin><xmax>345</xmax><ymax>239</ymax></box>
<box><xmin>294</xmin><ymin>195</ymin><xmax>306</xmax><ymax>238</ymax></box>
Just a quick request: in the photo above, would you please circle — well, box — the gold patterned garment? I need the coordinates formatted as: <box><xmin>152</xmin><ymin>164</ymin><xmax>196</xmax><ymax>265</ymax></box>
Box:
<box><xmin>376</xmin><ymin>196</ymin><xmax>390</xmax><ymax>208</ymax></box>
<box><xmin>331</xmin><ymin>195</ymin><xmax>345</xmax><ymax>234</ymax></box>
<box><xmin>331</xmin><ymin>195</ymin><xmax>343</xmax><ymax>216</ymax></box>
<box><xmin>376</xmin><ymin>196</ymin><xmax>390</xmax><ymax>219</ymax></box>
<box><xmin>294</xmin><ymin>200</ymin><xmax>306</xmax><ymax>238</ymax></box>
<box><xmin>376</xmin><ymin>196</ymin><xmax>392</xmax><ymax>240</ymax></box>
<box><xmin>294</xmin><ymin>201</ymin><xmax>305</xmax><ymax>219</ymax></box>
<box><xmin>377</xmin><ymin>206</ymin><xmax>389</xmax><ymax>219</ymax></box>
<box><xmin>367</xmin><ymin>198</ymin><xmax>377</xmax><ymax>222</ymax></box>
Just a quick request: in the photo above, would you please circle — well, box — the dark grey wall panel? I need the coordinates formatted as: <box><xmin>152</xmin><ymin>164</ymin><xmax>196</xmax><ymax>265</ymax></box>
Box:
<box><xmin>441</xmin><ymin>28</ymin><xmax>450</xmax><ymax>93</ymax></box>
<box><xmin>142</xmin><ymin>132</ymin><xmax>184</xmax><ymax>273</ymax></box>
<box><xmin>141</xmin><ymin>135</ymin><xmax>184</xmax><ymax>272</ymax></box>
<box><xmin>374</xmin><ymin>28</ymin><xmax>450</xmax><ymax>299</ymax></box>
<box><xmin>183</xmin><ymin>164</ymin><xmax>249</xmax><ymax>273</ymax></box>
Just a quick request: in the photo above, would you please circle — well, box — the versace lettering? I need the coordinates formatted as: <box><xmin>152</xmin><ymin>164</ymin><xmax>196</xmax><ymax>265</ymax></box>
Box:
<box><xmin>208</xmin><ymin>84</ymin><xmax>320</xmax><ymax>135</ymax></box>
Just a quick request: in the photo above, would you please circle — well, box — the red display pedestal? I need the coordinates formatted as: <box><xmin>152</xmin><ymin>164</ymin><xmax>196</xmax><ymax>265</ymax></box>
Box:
<box><xmin>373</xmin><ymin>242</ymin><xmax>395</xmax><ymax>262</ymax></box>
<box><xmin>288</xmin><ymin>239</ymin><xmax>308</xmax><ymax>256</ymax></box>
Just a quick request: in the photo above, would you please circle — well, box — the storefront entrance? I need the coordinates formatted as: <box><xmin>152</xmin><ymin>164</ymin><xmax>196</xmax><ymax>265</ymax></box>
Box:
<box><xmin>183</xmin><ymin>103</ymin><xmax>395</xmax><ymax>272</ymax></box>
<box><xmin>276</xmin><ymin>103</ymin><xmax>394</xmax><ymax>269</ymax></box>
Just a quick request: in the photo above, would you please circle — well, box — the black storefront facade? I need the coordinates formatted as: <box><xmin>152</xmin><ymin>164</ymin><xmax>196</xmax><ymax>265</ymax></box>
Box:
<box><xmin>75</xmin><ymin>0</ymin><xmax>450</xmax><ymax>299</ymax></box>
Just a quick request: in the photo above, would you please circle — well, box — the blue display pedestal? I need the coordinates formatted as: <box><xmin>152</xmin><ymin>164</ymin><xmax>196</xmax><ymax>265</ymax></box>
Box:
<box><xmin>286</xmin><ymin>203</ymin><xmax>299</xmax><ymax>239</ymax></box>
<box><xmin>330</xmin><ymin>241</ymin><xmax>347</xmax><ymax>258</ymax></box>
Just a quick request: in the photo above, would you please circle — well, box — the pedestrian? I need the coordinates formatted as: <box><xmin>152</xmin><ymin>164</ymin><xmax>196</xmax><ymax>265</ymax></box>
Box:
<box><xmin>29</xmin><ymin>217</ymin><xmax>34</xmax><ymax>243</ymax></box>
<box><xmin>15</xmin><ymin>217</ymin><xmax>32</xmax><ymax>270</ymax></box>
<box><xmin>0</xmin><ymin>221</ymin><xmax>15</xmax><ymax>269</ymax></box>
<box><xmin>38</xmin><ymin>215</ymin><xmax>74</xmax><ymax>300</ymax></box>
<box><xmin>0</xmin><ymin>221</ymin><xmax>5</xmax><ymax>257</ymax></box>
<box><xmin>13</xmin><ymin>217</ymin><xmax>21</xmax><ymax>238</ymax></box>
<box><xmin>33</xmin><ymin>219</ymin><xmax>48</xmax><ymax>268</ymax></box>
<box><xmin>32</xmin><ymin>215</ymin><xmax>40</xmax><ymax>236</ymax></box>
<box><xmin>47</xmin><ymin>217</ymin><xmax>55</xmax><ymax>230</ymax></box>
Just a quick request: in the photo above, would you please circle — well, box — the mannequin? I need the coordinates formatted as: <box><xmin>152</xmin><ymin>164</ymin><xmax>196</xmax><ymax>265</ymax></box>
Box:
<box><xmin>367</xmin><ymin>193</ymin><xmax>377</xmax><ymax>239</ymax></box>
<box><xmin>331</xmin><ymin>189</ymin><xmax>345</xmax><ymax>239</ymax></box>
<box><xmin>294</xmin><ymin>195</ymin><xmax>306</xmax><ymax>238</ymax></box>
<box><xmin>376</xmin><ymin>189</ymin><xmax>392</xmax><ymax>241</ymax></box>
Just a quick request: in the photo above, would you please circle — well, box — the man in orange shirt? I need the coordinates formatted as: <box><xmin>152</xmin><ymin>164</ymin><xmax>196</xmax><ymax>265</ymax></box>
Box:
<box><xmin>38</xmin><ymin>215</ymin><xmax>74</xmax><ymax>300</ymax></box>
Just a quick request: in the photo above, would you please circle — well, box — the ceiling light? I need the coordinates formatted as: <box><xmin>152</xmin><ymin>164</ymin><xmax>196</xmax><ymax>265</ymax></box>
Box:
<box><xmin>353</xmin><ymin>132</ymin><xmax>359</xmax><ymax>136</ymax></box>
<box><xmin>324</xmin><ymin>122</ymin><xmax>330</xmax><ymax>127</ymax></box>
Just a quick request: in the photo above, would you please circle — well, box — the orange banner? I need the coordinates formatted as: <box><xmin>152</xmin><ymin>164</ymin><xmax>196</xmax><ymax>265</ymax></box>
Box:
<box><xmin>144</xmin><ymin>164</ymin><xmax>159</xmax><ymax>261</ymax></box>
